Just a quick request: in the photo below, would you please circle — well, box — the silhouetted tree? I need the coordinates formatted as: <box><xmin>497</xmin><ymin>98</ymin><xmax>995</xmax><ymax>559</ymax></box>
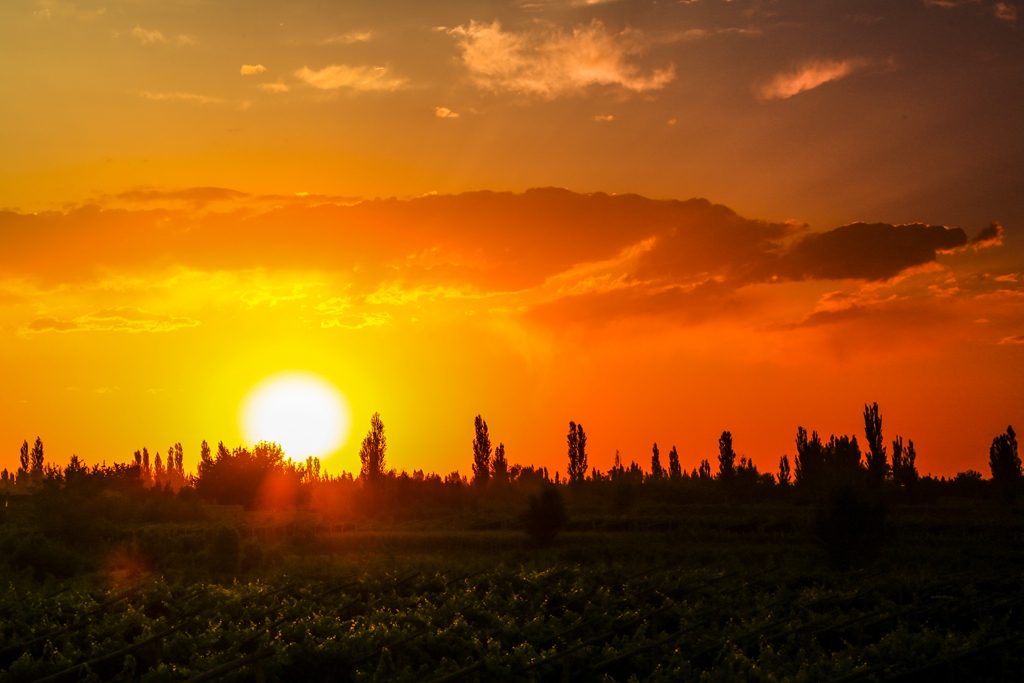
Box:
<box><xmin>778</xmin><ymin>455</ymin><xmax>791</xmax><ymax>486</ymax></box>
<box><xmin>19</xmin><ymin>440</ymin><xmax>29</xmax><ymax>475</ymax></box>
<box><xmin>154</xmin><ymin>453</ymin><xmax>165</xmax><ymax>484</ymax></box>
<box><xmin>650</xmin><ymin>443</ymin><xmax>664</xmax><ymax>479</ymax></box>
<box><xmin>200</xmin><ymin>440</ymin><xmax>212</xmax><ymax>468</ymax></box>
<box><xmin>890</xmin><ymin>436</ymin><xmax>919</xmax><ymax>488</ymax></box>
<box><xmin>863</xmin><ymin>402</ymin><xmax>888</xmax><ymax>485</ymax></box>
<box><xmin>360</xmin><ymin>413</ymin><xmax>387</xmax><ymax>483</ymax></box>
<box><xmin>195</xmin><ymin>441</ymin><xmax>297</xmax><ymax>509</ymax></box>
<box><xmin>795</xmin><ymin>427</ymin><xmax>824</xmax><ymax>488</ymax></box>
<box><xmin>567</xmin><ymin>421</ymin><xmax>588</xmax><ymax>482</ymax></box>
<box><xmin>30</xmin><ymin>437</ymin><xmax>44</xmax><ymax>474</ymax></box>
<box><xmin>668</xmin><ymin>446</ymin><xmax>682</xmax><ymax>480</ymax></box>
<box><xmin>717</xmin><ymin>431</ymin><xmax>735</xmax><ymax>481</ymax></box>
<box><xmin>989</xmin><ymin>425</ymin><xmax>1021</xmax><ymax>501</ymax></box>
<box><xmin>823</xmin><ymin>434</ymin><xmax>862</xmax><ymax>480</ymax></box>
<box><xmin>492</xmin><ymin>442</ymin><xmax>509</xmax><ymax>485</ymax></box>
<box><xmin>697</xmin><ymin>459</ymin><xmax>712</xmax><ymax>480</ymax></box>
<box><xmin>522</xmin><ymin>484</ymin><xmax>569</xmax><ymax>546</ymax></box>
<box><xmin>472</xmin><ymin>415</ymin><xmax>492</xmax><ymax>486</ymax></box>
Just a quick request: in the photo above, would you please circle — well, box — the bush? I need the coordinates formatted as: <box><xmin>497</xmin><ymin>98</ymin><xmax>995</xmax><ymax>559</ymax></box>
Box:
<box><xmin>522</xmin><ymin>485</ymin><xmax>569</xmax><ymax>546</ymax></box>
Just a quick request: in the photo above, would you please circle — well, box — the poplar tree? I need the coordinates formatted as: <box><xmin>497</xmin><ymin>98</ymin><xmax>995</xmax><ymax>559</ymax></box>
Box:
<box><xmin>778</xmin><ymin>455</ymin><xmax>792</xmax><ymax>485</ymax></box>
<box><xmin>567</xmin><ymin>421</ymin><xmax>588</xmax><ymax>482</ymax></box>
<box><xmin>668</xmin><ymin>446</ymin><xmax>682</xmax><ymax>480</ymax></box>
<box><xmin>650</xmin><ymin>443</ymin><xmax>664</xmax><ymax>479</ymax></box>
<box><xmin>717</xmin><ymin>431</ymin><xmax>736</xmax><ymax>481</ymax></box>
<box><xmin>472</xmin><ymin>415</ymin><xmax>492</xmax><ymax>486</ymax></box>
<box><xmin>30</xmin><ymin>437</ymin><xmax>44</xmax><ymax>474</ymax></box>
<box><xmin>863</xmin><ymin>402</ymin><xmax>888</xmax><ymax>485</ymax></box>
<box><xmin>492</xmin><ymin>443</ymin><xmax>509</xmax><ymax>484</ymax></box>
<box><xmin>359</xmin><ymin>413</ymin><xmax>387</xmax><ymax>483</ymax></box>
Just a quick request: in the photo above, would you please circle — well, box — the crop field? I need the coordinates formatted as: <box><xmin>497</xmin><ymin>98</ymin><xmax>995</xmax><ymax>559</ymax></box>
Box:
<box><xmin>2</xmin><ymin>555</ymin><xmax>1023</xmax><ymax>683</ymax></box>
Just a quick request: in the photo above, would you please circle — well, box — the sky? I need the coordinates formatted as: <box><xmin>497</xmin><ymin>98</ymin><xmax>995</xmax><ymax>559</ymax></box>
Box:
<box><xmin>1</xmin><ymin>0</ymin><xmax>1022</xmax><ymax>478</ymax></box>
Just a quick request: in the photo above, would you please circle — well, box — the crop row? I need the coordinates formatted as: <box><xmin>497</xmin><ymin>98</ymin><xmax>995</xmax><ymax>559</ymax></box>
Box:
<box><xmin>1</xmin><ymin>564</ymin><xmax>1022</xmax><ymax>682</ymax></box>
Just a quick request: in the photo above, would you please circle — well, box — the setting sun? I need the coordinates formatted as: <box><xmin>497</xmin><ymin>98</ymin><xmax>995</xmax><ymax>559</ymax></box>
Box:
<box><xmin>239</xmin><ymin>371</ymin><xmax>352</xmax><ymax>460</ymax></box>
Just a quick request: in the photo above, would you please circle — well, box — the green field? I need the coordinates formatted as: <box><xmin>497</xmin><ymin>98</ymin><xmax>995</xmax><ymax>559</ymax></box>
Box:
<box><xmin>2</xmin><ymin>497</ymin><xmax>1023</xmax><ymax>683</ymax></box>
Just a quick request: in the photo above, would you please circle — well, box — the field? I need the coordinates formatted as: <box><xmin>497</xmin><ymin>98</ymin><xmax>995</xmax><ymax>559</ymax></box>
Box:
<box><xmin>2</xmin><ymin>498</ymin><xmax>1023</xmax><ymax>683</ymax></box>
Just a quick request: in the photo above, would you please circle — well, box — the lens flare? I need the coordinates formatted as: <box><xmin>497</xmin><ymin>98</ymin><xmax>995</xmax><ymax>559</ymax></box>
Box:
<box><xmin>239</xmin><ymin>371</ymin><xmax>351</xmax><ymax>459</ymax></box>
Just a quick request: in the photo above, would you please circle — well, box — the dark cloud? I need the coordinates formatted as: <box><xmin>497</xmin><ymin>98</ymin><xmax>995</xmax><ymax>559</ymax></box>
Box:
<box><xmin>971</xmin><ymin>222</ymin><xmax>1004</xmax><ymax>248</ymax></box>
<box><xmin>0</xmin><ymin>190</ymin><xmax>999</xmax><ymax>305</ymax></box>
<box><xmin>773</xmin><ymin>222</ymin><xmax>968</xmax><ymax>282</ymax></box>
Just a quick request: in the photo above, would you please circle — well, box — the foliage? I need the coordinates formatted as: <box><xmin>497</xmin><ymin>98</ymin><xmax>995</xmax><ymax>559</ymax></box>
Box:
<box><xmin>359</xmin><ymin>413</ymin><xmax>388</xmax><ymax>484</ymax></box>
<box><xmin>862</xmin><ymin>402</ymin><xmax>889</xmax><ymax>485</ymax></box>
<box><xmin>988</xmin><ymin>425</ymin><xmax>1021</xmax><ymax>501</ymax></box>
<box><xmin>1</xmin><ymin>555</ymin><xmax>1021</xmax><ymax>683</ymax></box>
<box><xmin>472</xmin><ymin>415</ymin><xmax>491</xmax><ymax>486</ymax></box>
<box><xmin>566</xmin><ymin>421</ymin><xmax>588</xmax><ymax>483</ymax></box>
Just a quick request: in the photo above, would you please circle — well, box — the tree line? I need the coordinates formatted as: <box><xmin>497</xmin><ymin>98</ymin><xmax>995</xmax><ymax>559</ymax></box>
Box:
<box><xmin>2</xmin><ymin>404</ymin><xmax>1020</xmax><ymax>510</ymax></box>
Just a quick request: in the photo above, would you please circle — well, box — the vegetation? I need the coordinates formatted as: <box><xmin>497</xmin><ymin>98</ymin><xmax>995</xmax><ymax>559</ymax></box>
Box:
<box><xmin>1</xmin><ymin>405</ymin><xmax>1022</xmax><ymax>681</ymax></box>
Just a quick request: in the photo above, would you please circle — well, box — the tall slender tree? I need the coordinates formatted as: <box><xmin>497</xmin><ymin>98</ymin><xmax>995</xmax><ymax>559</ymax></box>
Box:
<box><xmin>492</xmin><ymin>442</ymin><xmax>509</xmax><ymax>485</ymax></box>
<box><xmin>862</xmin><ymin>402</ymin><xmax>888</xmax><ymax>485</ymax></box>
<box><xmin>359</xmin><ymin>412</ymin><xmax>388</xmax><ymax>483</ymax></box>
<box><xmin>19</xmin><ymin>440</ymin><xmax>29</xmax><ymax>475</ymax></box>
<box><xmin>650</xmin><ymin>443</ymin><xmax>664</xmax><ymax>479</ymax></box>
<box><xmin>472</xmin><ymin>415</ymin><xmax>492</xmax><ymax>486</ymax></box>
<box><xmin>668</xmin><ymin>446</ymin><xmax>682</xmax><ymax>480</ymax></box>
<box><xmin>29</xmin><ymin>437</ymin><xmax>44</xmax><ymax>474</ymax></box>
<box><xmin>567</xmin><ymin>421</ymin><xmax>588</xmax><ymax>482</ymax></box>
<box><xmin>778</xmin><ymin>455</ymin><xmax>791</xmax><ymax>485</ymax></box>
<box><xmin>717</xmin><ymin>431</ymin><xmax>736</xmax><ymax>481</ymax></box>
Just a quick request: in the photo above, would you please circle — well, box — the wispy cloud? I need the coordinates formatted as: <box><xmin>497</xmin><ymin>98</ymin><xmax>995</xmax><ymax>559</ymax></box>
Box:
<box><xmin>131</xmin><ymin>25</ymin><xmax>194</xmax><ymax>46</ymax></box>
<box><xmin>25</xmin><ymin>308</ymin><xmax>200</xmax><ymax>334</ymax></box>
<box><xmin>758</xmin><ymin>59</ymin><xmax>864</xmax><ymax>101</ymax></box>
<box><xmin>999</xmin><ymin>334</ymin><xmax>1024</xmax><ymax>344</ymax></box>
<box><xmin>141</xmin><ymin>91</ymin><xmax>225</xmax><ymax>104</ymax></box>
<box><xmin>240</xmin><ymin>64</ymin><xmax>266</xmax><ymax>75</ymax></box>
<box><xmin>434</xmin><ymin>106</ymin><xmax>459</xmax><ymax>118</ymax></box>
<box><xmin>295</xmin><ymin>65</ymin><xmax>408</xmax><ymax>91</ymax></box>
<box><xmin>322</xmin><ymin>30</ymin><xmax>373</xmax><ymax>44</ymax></box>
<box><xmin>258</xmin><ymin>83</ymin><xmax>289</xmax><ymax>93</ymax></box>
<box><xmin>448</xmin><ymin>20</ymin><xmax>675</xmax><ymax>97</ymax></box>
<box><xmin>994</xmin><ymin>2</ymin><xmax>1018</xmax><ymax>21</ymax></box>
<box><xmin>593</xmin><ymin>114</ymin><xmax>614</xmax><ymax>122</ymax></box>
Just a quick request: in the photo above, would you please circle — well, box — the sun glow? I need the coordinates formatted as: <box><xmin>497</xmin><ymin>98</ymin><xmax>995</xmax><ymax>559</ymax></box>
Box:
<box><xmin>239</xmin><ymin>371</ymin><xmax>352</xmax><ymax>459</ymax></box>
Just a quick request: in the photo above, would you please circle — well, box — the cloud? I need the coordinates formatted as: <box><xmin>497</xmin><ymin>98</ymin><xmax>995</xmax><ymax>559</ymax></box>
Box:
<box><xmin>322</xmin><ymin>30</ymin><xmax>373</xmax><ymax>44</ymax></box>
<box><xmin>1000</xmin><ymin>335</ymin><xmax>1024</xmax><ymax>344</ymax></box>
<box><xmin>25</xmin><ymin>308</ymin><xmax>200</xmax><ymax>334</ymax></box>
<box><xmin>0</xmin><ymin>189</ymin><xmax>1009</xmax><ymax>331</ymax></box>
<box><xmin>994</xmin><ymin>2</ymin><xmax>1017</xmax><ymax>20</ymax></box>
<box><xmin>593</xmin><ymin>114</ymin><xmax>614</xmax><ymax>122</ymax></box>
<box><xmin>774</xmin><ymin>222</ymin><xmax>969</xmax><ymax>281</ymax></box>
<box><xmin>141</xmin><ymin>91</ymin><xmax>225</xmax><ymax>105</ymax></box>
<box><xmin>758</xmin><ymin>59</ymin><xmax>863</xmax><ymax>100</ymax></box>
<box><xmin>114</xmin><ymin>187</ymin><xmax>248</xmax><ymax>204</ymax></box>
<box><xmin>434</xmin><ymin>106</ymin><xmax>460</xmax><ymax>118</ymax></box>
<box><xmin>971</xmin><ymin>222</ymin><xmax>1004</xmax><ymax>248</ymax></box>
<box><xmin>131</xmin><ymin>26</ymin><xmax>194</xmax><ymax>46</ymax></box>
<box><xmin>241</xmin><ymin>64</ymin><xmax>267</xmax><ymax>75</ymax></box>
<box><xmin>258</xmin><ymin>83</ymin><xmax>290</xmax><ymax>93</ymax></box>
<box><xmin>448</xmin><ymin>20</ymin><xmax>675</xmax><ymax>97</ymax></box>
<box><xmin>295</xmin><ymin>65</ymin><xmax>407</xmax><ymax>91</ymax></box>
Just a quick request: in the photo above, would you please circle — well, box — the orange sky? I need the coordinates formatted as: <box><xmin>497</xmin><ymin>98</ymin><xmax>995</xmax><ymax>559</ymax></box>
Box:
<box><xmin>1</xmin><ymin>0</ymin><xmax>1022</xmax><ymax>478</ymax></box>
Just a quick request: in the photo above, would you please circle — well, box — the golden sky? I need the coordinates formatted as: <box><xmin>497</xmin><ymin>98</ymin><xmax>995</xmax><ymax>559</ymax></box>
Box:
<box><xmin>1</xmin><ymin>0</ymin><xmax>1022</xmax><ymax>477</ymax></box>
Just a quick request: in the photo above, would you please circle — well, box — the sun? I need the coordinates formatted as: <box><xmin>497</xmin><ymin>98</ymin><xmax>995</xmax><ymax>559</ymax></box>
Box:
<box><xmin>239</xmin><ymin>371</ymin><xmax>352</xmax><ymax>459</ymax></box>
